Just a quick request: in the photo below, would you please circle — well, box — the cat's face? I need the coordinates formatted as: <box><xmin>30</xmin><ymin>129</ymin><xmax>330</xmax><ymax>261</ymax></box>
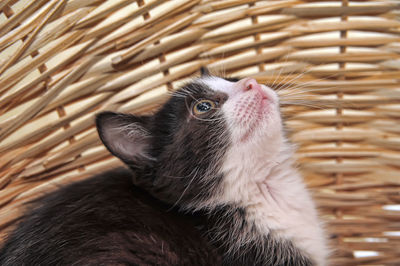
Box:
<box><xmin>97</xmin><ymin>71</ymin><xmax>282</xmax><ymax>209</ymax></box>
<box><xmin>198</xmin><ymin>75</ymin><xmax>281</xmax><ymax>144</ymax></box>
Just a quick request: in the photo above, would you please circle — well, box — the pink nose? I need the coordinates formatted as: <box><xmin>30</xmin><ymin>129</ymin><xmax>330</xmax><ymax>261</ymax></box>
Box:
<box><xmin>239</xmin><ymin>78</ymin><xmax>268</xmax><ymax>99</ymax></box>
<box><xmin>244</xmin><ymin>78</ymin><xmax>261</xmax><ymax>91</ymax></box>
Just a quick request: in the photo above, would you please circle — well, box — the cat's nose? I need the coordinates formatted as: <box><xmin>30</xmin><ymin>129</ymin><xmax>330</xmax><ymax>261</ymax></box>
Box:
<box><xmin>238</xmin><ymin>78</ymin><xmax>268</xmax><ymax>99</ymax></box>
<box><xmin>243</xmin><ymin>78</ymin><xmax>261</xmax><ymax>92</ymax></box>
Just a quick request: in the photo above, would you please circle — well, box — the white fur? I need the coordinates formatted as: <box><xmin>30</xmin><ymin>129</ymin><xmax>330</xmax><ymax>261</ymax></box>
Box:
<box><xmin>200</xmin><ymin>76</ymin><xmax>328</xmax><ymax>265</ymax></box>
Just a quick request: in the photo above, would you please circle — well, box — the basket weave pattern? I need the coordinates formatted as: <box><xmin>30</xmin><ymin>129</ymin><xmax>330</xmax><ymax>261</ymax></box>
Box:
<box><xmin>0</xmin><ymin>1</ymin><xmax>399</xmax><ymax>264</ymax></box>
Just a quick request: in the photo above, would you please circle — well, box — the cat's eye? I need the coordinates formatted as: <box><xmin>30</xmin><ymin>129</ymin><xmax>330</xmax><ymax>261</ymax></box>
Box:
<box><xmin>192</xmin><ymin>99</ymin><xmax>216</xmax><ymax>115</ymax></box>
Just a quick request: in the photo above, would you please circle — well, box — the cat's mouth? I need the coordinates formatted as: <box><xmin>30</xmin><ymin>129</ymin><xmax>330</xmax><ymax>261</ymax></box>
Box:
<box><xmin>237</xmin><ymin>88</ymin><xmax>275</xmax><ymax>142</ymax></box>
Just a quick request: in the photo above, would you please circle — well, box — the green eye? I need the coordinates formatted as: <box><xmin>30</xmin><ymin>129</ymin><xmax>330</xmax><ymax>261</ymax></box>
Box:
<box><xmin>193</xmin><ymin>99</ymin><xmax>216</xmax><ymax>115</ymax></box>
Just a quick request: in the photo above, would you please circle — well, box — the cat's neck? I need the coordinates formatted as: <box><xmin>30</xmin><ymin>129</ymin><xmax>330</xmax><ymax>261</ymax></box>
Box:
<box><xmin>203</xmin><ymin>139</ymin><xmax>327</xmax><ymax>265</ymax></box>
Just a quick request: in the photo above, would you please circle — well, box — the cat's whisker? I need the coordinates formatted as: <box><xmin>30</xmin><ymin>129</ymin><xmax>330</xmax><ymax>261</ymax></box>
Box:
<box><xmin>276</xmin><ymin>72</ymin><xmax>340</xmax><ymax>93</ymax></box>
<box><xmin>273</xmin><ymin>65</ymin><xmax>308</xmax><ymax>92</ymax></box>
<box><xmin>169</xmin><ymin>167</ymin><xmax>200</xmax><ymax>210</ymax></box>
<box><xmin>275</xmin><ymin>69</ymin><xmax>338</xmax><ymax>94</ymax></box>
<box><xmin>164</xmin><ymin>175</ymin><xmax>185</xmax><ymax>179</ymax></box>
<box><xmin>280</xmin><ymin>100</ymin><xmax>331</xmax><ymax>110</ymax></box>
<box><xmin>270</xmin><ymin>54</ymin><xmax>290</xmax><ymax>89</ymax></box>
<box><xmin>280</xmin><ymin>84</ymin><xmax>344</xmax><ymax>97</ymax></box>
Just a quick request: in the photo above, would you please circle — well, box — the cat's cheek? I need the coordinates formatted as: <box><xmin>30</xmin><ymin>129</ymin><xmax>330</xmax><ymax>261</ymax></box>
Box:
<box><xmin>221</xmin><ymin>104</ymin><xmax>283</xmax><ymax>147</ymax></box>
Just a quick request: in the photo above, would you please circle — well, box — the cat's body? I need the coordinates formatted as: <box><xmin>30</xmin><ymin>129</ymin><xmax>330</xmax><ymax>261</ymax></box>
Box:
<box><xmin>0</xmin><ymin>69</ymin><xmax>328</xmax><ymax>265</ymax></box>
<box><xmin>0</xmin><ymin>168</ymin><xmax>219</xmax><ymax>265</ymax></box>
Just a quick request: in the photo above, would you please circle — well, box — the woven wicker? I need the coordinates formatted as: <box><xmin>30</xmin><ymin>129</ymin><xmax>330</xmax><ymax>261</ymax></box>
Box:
<box><xmin>0</xmin><ymin>0</ymin><xmax>399</xmax><ymax>264</ymax></box>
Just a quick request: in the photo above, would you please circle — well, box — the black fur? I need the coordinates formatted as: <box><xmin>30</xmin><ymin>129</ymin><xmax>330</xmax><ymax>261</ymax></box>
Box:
<box><xmin>0</xmin><ymin>168</ymin><xmax>220</xmax><ymax>265</ymax></box>
<box><xmin>145</xmin><ymin>81</ymin><xmax>230</xmax><ymax>208</ymax></box>
<box><xmin>200</xmin><ymin>66</ymin><xmax>210</xmax><ymax>76</ymax></box>
<box><xmin>97</xmin><ymin>80</ymin><xmax>231</xmax><ymax>209</ymax></box>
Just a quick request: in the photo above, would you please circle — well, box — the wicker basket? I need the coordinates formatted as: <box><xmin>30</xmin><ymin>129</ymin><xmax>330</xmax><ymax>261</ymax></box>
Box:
<box><xmin>1</xmin><ymin>0</ymin><xmax>399</xmax><ymax>264</ymax></box>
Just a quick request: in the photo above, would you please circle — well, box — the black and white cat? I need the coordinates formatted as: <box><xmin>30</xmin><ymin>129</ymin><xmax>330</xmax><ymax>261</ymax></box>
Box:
<box><xmin>0</xmin><ymin>68</ymin><xmax>328</xmax><ymax>265</ymax></box>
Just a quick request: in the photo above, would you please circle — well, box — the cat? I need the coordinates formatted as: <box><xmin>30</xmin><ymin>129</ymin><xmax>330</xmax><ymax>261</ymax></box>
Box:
<box><xmin>0</xmin><ymin>68</ymin><xmax>328</xmax><ymax>265</ymax></box>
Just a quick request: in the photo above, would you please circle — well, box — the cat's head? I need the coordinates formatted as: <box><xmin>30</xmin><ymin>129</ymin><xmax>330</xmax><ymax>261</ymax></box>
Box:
<box><xmin>96</xmin><ymin>68</ymin><xmax>285</xmax><ymax>209</ymax></box>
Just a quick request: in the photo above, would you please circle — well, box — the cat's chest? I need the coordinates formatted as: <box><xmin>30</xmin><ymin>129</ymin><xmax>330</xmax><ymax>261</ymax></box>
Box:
<box><xmin>219</xmin><ymin>162</ymin><xmax>327</xmax><ymax>265</ymax></box>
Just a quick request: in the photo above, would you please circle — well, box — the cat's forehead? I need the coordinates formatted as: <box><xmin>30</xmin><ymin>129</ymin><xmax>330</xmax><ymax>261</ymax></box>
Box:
<box><xmin>196</xmin><ymin>76</ymin><xmax>236</xmax><ymax>94</ymax></box>
<box><xmin>176</xmin><ymin>76</ymin><xmax>238</xmax><ymax>96</ymax></box>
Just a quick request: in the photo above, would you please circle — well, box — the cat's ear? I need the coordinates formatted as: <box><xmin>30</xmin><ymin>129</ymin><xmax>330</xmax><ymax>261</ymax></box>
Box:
<box><xmin>200</xmin><ymin>66</ymin><xmax>210</xmax><ymax>76</ymax></box>
<box><xmin>96</xmin><ymin>112</ymin><xmax>153</xmax><ymax>166</ymax></box>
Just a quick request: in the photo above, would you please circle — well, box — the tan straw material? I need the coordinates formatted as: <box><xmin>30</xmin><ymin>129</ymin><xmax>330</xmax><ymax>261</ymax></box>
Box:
<box><xmin>0</xmin><ymin>1</ymin><xmax>399</xmax><ymax>264</ymax></box>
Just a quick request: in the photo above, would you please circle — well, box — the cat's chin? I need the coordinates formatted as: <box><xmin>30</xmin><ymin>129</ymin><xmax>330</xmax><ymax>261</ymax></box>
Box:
<box><xmin>239</xmin><ymin>109</ymin><xmax>281</xmax><ymax>144</ymax></box>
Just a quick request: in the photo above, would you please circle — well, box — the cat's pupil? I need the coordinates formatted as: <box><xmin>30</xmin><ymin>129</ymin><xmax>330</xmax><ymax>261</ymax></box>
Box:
<box><xmin>197</xmin><ymin>102</ymin><xmax>212</xmax><ymax>112</ymax></box>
